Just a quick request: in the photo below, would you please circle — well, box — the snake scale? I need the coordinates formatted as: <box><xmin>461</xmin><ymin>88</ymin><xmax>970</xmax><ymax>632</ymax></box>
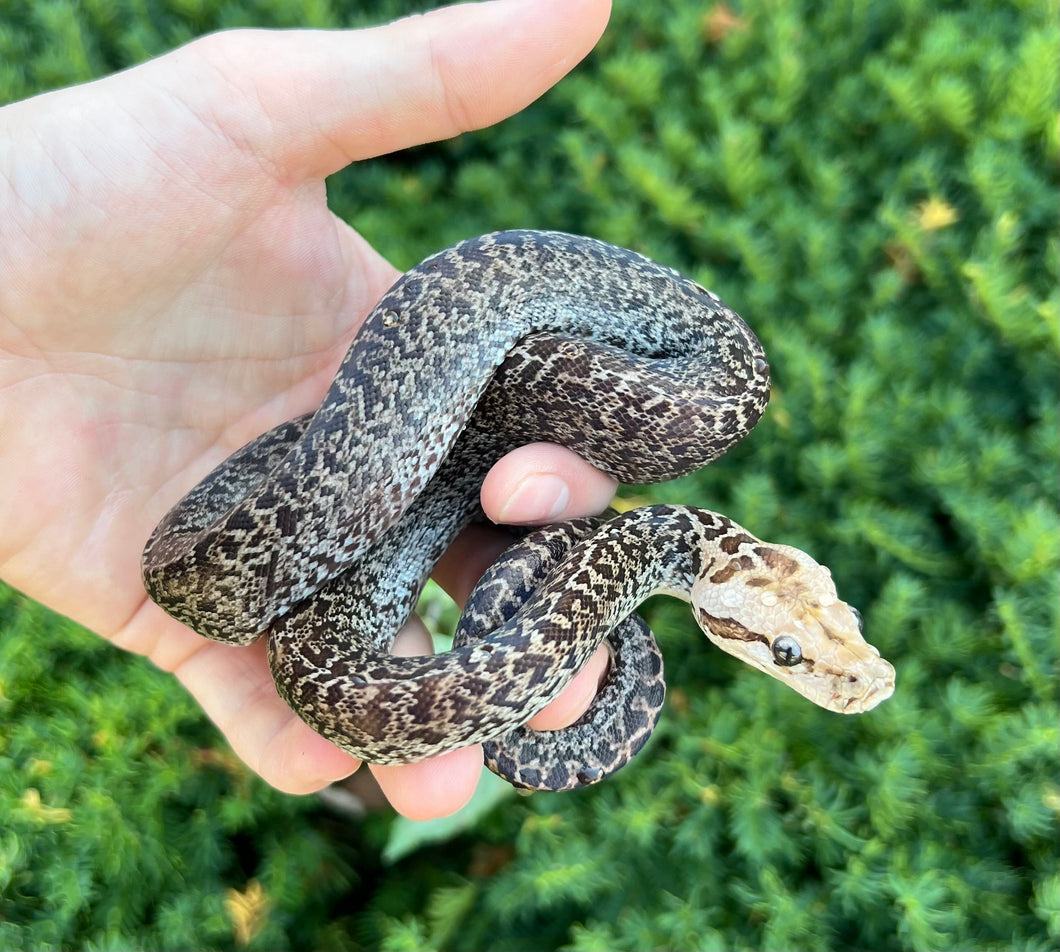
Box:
<box><xmin>143</xmin><ymin>230</ymin><xmax>895</xmax><ymax>791</ymax></box>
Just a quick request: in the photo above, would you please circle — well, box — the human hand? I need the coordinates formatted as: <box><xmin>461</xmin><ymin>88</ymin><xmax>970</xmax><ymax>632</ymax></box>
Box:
<box><xmin>0</xmin><ymin>0</ymin><xmax>614</xmax><ymax>819</ymax></box>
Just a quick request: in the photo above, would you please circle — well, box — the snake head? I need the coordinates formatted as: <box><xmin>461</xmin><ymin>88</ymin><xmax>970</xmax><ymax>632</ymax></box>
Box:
<box><xmin>690</xmin><ymin>542</ymin><xmax>895</xmax><ymax>713</ymax></box>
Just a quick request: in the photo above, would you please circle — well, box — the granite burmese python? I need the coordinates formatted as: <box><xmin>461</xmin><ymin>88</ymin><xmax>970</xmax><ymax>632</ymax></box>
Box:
<box><xmin>142</xmin><ymin>230</ymin><xmax>895</xmax><ymax>790</ymax></box>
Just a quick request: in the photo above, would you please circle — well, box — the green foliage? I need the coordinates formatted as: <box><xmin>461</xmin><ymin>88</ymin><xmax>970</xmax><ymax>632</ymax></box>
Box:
<box><xmin>1</xmin><ymin>0</ymin><xmax>1057</xmax><ymax>949</ymax></box>
<box><xmin>0</xmin><ymin>588</ymin><xmax>373</xmax><ymax>951</ymax></box>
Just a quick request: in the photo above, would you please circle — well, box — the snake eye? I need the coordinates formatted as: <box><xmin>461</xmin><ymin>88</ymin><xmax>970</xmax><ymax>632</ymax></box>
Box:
<box><xmin>771</xmin><ymin>635</ymin><xmax>803</xmax><ymax>667</ymax></box>
<box><xmin>850</xmin><ymin>606</ymin><xmax>863</xmax><ymax>633</ymax></box>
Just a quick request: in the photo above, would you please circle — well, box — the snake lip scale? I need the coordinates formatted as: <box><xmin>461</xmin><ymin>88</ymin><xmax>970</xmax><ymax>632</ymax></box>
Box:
<box><xmin>143</xmin><ymin>230</ymin><xmax>896</xmax><ymax>791</ymax></box>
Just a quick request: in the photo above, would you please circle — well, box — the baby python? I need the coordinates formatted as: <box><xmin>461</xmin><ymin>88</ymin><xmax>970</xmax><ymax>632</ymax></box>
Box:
<box><xmin>142</xmin><ymin>230</ymin><xmax>895</xmax><ymax>791</ymax></box>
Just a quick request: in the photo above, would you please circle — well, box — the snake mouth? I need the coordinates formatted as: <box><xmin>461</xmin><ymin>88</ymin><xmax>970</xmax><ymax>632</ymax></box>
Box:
<box><xmin>841</xmin><ymin>669</ymin><xmax>896</xmax><ymax>713</ymax></box>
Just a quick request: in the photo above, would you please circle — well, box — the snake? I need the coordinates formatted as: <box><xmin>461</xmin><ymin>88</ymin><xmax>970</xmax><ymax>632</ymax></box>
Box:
<box><xmin>142</xmin><ymin>230</ymin><xmax>896</xmax><ymax>791</ymax></box>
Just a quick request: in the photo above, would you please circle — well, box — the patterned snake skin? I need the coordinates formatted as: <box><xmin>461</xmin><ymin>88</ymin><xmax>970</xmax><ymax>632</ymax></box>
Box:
<box><xmin>142</xmin><ymin>230</ymin><xmax>895</xmax><ymax>790</ymax></box>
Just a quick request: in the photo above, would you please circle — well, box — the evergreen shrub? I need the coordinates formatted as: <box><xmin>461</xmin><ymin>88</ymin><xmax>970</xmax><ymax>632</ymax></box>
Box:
<box><xmin>1</xmin><ymin>0</ymin><xmax>1057</xmax><ymax>949</ymax></box>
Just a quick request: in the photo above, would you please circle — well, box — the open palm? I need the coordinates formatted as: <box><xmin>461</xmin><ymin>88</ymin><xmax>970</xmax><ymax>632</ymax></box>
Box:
<box><xmin>0</xmin><ymin>0</ymin><xmax>613</xmax><ymax>818</ymax></box>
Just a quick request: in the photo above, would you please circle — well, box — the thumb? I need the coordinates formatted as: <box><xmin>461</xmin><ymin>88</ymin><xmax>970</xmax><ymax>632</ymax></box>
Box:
<box><xmin>174</xmin><ymin>0</ymin><xmax>611</xmax><ymax>180</ymax></box>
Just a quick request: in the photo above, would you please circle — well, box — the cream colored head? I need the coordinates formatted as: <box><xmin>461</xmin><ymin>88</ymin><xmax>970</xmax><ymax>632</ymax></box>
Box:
<box><xmin>690</xmin><ymin>542</ymin><xmax>895</xmax><ymax>713</ymax></box>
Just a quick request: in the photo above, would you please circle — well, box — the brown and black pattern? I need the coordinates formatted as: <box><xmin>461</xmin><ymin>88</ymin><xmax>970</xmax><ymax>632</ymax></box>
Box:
<box><xmin>141</xmin><ymin>231</ymin><xmax>893</xmax><ymax>789</ymax></box>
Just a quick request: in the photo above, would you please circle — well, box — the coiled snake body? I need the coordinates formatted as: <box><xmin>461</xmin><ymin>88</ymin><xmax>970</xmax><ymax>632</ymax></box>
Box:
<box><xmin>143</xmin><ymin>231</ymin><xmax>895</xmax><ymax>790</ymax></box>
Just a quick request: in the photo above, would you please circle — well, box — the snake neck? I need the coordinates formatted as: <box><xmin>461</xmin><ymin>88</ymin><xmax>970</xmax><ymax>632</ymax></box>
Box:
<box><xmin>513</xmin><ymin>505</ymin><xmax>743</xmax><ymax>641</ymax></box>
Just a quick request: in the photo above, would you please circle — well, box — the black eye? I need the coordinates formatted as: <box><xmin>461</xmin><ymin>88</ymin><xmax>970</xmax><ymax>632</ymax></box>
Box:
<box><xmin>772</xmin><ymin>635</ymin><xmax>803</xmax><ymax>667</ymax></box>
<box><xmin>850</xmin><ymin>607</ymin><xmax>863</xmax><ymax>633</ymax></box>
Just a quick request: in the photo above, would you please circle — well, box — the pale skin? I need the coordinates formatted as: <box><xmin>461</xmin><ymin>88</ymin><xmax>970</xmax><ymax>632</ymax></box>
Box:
<box><xmin>0</xmin><ymin>0</ymin><xmax>616</xmax><ymax>820</ymax></box>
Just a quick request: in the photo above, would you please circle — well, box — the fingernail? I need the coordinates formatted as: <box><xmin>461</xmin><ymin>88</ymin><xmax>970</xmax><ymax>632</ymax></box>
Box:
<box><xmin>496</xmin><ymin>474</ymin><xmax>570</xmax><ymax>524</ymax></box>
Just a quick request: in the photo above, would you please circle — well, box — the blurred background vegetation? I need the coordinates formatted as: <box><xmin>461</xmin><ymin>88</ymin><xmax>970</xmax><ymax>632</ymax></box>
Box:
<box><xmin>1</xmin><ymin>0</ymin><xmax>1057</xmax><ymax>949</ymax></box>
